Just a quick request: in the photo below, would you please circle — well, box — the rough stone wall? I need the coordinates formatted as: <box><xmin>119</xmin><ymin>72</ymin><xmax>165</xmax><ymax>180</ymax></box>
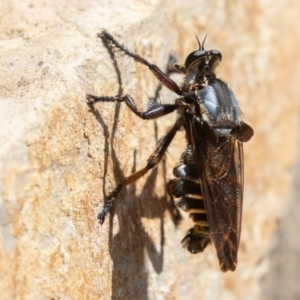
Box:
<box><xmin>0</xmin><ymin>0</ymin><xmax>300</xmax><ymax>299</ymax></box>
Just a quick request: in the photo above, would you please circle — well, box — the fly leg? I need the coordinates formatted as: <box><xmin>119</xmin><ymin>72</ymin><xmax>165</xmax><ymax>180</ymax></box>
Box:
<box><xmin>166</xmin><ymin>54</ymin><xmax>187</xmax><ymax>74</ymax></box>
<box><xmin>87</xmin><ymin>94</ymin><xmax>179</xmax><ymax>120</ymax></box>
<box><xmin>99</xmin><ymin>30</ymin><xmax>182</xmax><ymax>96</ymax></box>
<box><xmin>97</xmin><ymin>120</ymin><xmax>182</xmax><ymax>224</ymax></box>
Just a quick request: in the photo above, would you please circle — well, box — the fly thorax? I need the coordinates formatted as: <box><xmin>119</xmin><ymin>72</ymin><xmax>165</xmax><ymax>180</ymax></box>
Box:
<box><xmin>196</xmin><ymin>79</ymin><xmax>241</xmax><ymax>137</ymax></box>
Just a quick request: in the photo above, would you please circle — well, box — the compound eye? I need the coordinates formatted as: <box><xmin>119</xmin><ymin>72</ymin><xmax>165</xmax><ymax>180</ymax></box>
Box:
<box><xmin>208</xmin><ymin>50</ymin><xmax>222</xmax><ymax>69</ymax></box>
<box><xmin>210</xmin><ymin>50</ymin><xmax>222</xmax><ymax>61</ymax></box>
<box><xmin>184</xmin><ymin>50</ymin><xmax>206</xmax><ymax>69</ymax></box>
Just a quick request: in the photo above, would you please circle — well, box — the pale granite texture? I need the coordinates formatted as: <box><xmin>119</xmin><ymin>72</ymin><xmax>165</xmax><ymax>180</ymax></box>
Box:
<box><xmin>0</xmin><ymin>0</ymin><xmax>300</xmax><ymax>299</ymax></box>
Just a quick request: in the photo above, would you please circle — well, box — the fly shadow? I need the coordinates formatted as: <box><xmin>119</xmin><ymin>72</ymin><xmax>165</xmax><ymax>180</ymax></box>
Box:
<box><xmin>87</xmin><ymin>35</ymin><xmax>182</xmax><ymax>299</ymax></box>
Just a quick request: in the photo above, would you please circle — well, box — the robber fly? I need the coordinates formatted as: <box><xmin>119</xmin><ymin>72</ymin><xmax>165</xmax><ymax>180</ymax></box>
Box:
<box><xmin>86</xmin><ymin>30</ymin><xmax>254</xmax><ymax>272</ymax></box>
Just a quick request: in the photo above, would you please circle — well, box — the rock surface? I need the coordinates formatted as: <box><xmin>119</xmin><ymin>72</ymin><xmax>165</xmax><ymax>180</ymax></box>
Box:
<box><xmin>1</xmin><ymin>0</ymin><xmax>300</xmax><ymax>299</ymax></box>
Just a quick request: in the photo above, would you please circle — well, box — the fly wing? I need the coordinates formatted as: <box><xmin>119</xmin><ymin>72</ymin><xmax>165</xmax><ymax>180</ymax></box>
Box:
<box><xmin>190</xmin><ymin>118</ymin><xmax>244</xmax><ymax>272</ymax></box>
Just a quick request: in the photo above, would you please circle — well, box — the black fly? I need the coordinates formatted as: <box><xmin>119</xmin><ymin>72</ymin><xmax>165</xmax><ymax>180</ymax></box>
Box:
<box><xmin>87</xmin><ymin>30</ymin><xmax>254</xmax><ymax>272</ymax></box>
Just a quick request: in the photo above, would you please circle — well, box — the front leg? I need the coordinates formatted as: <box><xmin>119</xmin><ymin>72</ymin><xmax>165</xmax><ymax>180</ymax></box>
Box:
<box><xmin>99</xmin><ymin>30</ymin><xmax>182</xmax><ymax>96</ymax></box>
<box><xmin>166</xmin><ymin>54</ymin><xmax>187</xmax><ymax>74</ymax></box>
<box><xmin>87</xmin><ymin>94</ymin><xmax>179</xmax><ymax>120</ymax></box>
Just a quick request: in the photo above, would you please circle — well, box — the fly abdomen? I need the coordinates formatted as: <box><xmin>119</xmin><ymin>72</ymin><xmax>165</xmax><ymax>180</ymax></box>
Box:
<box><xmin>173</xmin><ymin>163</ymin><xmax>198</xmax><ymax>180</ymax></box>
<box><xmin>177</xmin><ymin>196</ymin><xmax>205</xmax><ymax>212</ymax></box>
<box><xmin>168</xmin><ymin>178</ymin><xmax>201</xmax><ymax>198</ymax></box>
<box><xmin>179</xmin><ymin>144</ymin><xmax>195</xmax><ymax>165</ymax></box>
<box><xmin>190</xmin><ymin>212</ymin><xmax>209</xmax><ymax>227</ymax></box>
<box><xmin>168</xmin><ymin>145</ymin><xmax>211</xmax><ymax>254</ymax></box>
<box><xmin>181</xmin><ymin>226</ymin><xmax>211</xmax><ymax>254</ymax></box>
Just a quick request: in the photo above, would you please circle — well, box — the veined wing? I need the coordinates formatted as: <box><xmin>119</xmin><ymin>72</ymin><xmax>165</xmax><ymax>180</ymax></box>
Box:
<box><xmin>190</xmin><ymin>118</ymin><xmax>244</xmax><ymax>272</ymax></box>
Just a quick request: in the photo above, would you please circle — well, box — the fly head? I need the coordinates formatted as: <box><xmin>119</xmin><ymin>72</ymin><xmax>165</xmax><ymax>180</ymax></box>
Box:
<box><xmin>184</xmin><ymin>35</ymin><xmax>222</xmax><ymax>84</ymax></box>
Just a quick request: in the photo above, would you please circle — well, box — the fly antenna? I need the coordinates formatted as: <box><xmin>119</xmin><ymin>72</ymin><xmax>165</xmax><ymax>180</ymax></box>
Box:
<box><xmin>194</xmin><ymin>33</ymin><xmax>201</xmax><ymax>50</ymax></box>
<box><xmin>201</xmin><ymin>32</ymin><xmax>209</xmax><ymax>50</ymax></box>
<box><xmin>200</xmin><ymin>32</ymin><xmax>209</xmax><ymax>50</ymax></box>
